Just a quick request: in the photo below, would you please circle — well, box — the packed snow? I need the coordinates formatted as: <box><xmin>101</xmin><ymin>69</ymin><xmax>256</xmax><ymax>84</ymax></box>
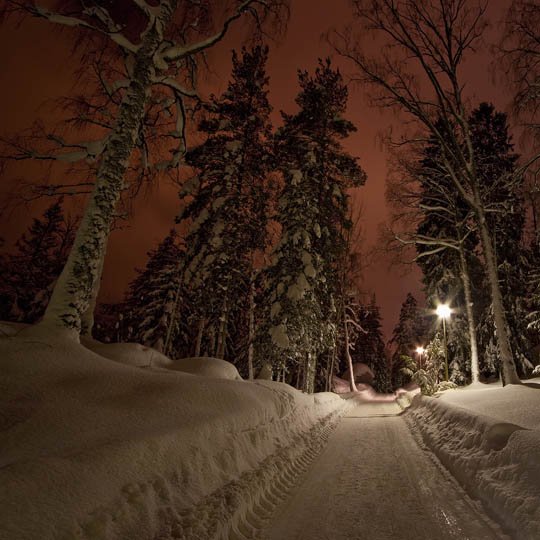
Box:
<box><xmin>437</xmin><ymin>380</ymin><xmax>540</xmax><ymax>429</ymax></box>
<box><xmin>402</xmin><ymin>382</ymin><xmax>540</xmax><ymax>540</ymax></box>
<box><xmin>3</xmin><ymin>320</ymin><xmax>540</xmax><ymax>540</ymax></box>
<box><xmin>0</xmin><ymin>329</ymin><xmax>349</xmax><ymax>540</ymax></box>
<box><xmin>264</xmin><ymin>400</ymin><xmax>506</xmax><ymax>540</ymax></box>
<box><xmin>167</xmin><ymin>356</ymin><xmax>242</xmax><ymax>380</ymax></box>
<box><xmin>81</xmin><ymin>337</ymin><xmax>173</xmax><ymax>368</ymax></box>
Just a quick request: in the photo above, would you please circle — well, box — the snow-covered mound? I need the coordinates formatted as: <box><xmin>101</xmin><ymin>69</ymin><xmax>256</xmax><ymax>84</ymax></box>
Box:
<box><xmin>438</xmin><ymin>381</ymin><xmax>540</xmax><ymax>429</ymax></box>
<box><xmin>81</xmin><ymin>337</ymin><xmax>173</xmax><ymax>368</ymax></box>
<box><xmin>168</xmin><ymin>356</ymin><xmax>242</xmax><ymax>380</ymax></box>
<box><xmin>0</xmin><ymin>320</ymin><xmax>27</xmax><ymax>338</ymax></box>
<box><xmin>0</xmin><ymin>332</ymin><xmax>349</xmax><ymax>540</ymax></box>
<box><xmin>405</xmin><ymin>386</ymin><xmax>540</xmax><ymax>540</ymax></box>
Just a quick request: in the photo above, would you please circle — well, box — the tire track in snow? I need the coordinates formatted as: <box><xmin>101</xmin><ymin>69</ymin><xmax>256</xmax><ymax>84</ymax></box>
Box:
<box><xmin>262</xmin><ymin>401</ymin><xmax>509</xmax><ymax>540</ymax></box>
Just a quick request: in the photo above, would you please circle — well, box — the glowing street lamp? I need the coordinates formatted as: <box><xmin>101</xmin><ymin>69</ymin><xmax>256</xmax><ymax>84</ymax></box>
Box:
<box><xmin>436</xmin><ymin>303</ymin><xmax>452</xmax><ymax>381</ymax></box>
<box><xmin>415</xmin><ymin>346</ymin><xmax>425</xmax><ymax>370</ymax></box>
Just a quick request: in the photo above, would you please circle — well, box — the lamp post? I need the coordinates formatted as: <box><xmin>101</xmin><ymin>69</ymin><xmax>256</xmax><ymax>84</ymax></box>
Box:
<box><xmin>436</xmin><ymin>304</ymin><xmax>451</xmax><ymax>381</ymax></box>
<box><xmin>415</xmin><ymin>346</ymin><xmax>425</xmax><ymax>370</ymax></box>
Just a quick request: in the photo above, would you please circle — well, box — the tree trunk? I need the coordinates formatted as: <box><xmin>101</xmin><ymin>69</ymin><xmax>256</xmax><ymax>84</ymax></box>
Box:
<box><xmin>475</xmin><ymin>202</ymin><xmax>520</xmax><ymax>385</ymax></box>
<box><xmin>247</xmin><ymin>275</ymin><xmax>255</xmax><ymax>380</ymax></box>
<box><xmin>163</xmin><ymin>270</ymin><xmax>183</xmax><ymax>357</ymax></box>
<box><xmin>325</xmin><ymin>350</ymin><xmax>333</xmax><ymax>392</ymax></box>
<box><xmin>80</xmin><ymin>244</ymin><xmax>106</xmax><ymax>338</ymax></box>
<box><xmin>343</xmin><ymin>305</ymin><xmax>357</xmax><ymax>392</ymax></box>
<box><xmin>215</xmin><ymin>299</ymin><xmax>228</xmax><ymax>359</ymax></box>
<box><xmin>296</xmin><ymin>361</ymin><xmax>302</xmax><ymax>390</ymax></box>
<box><xmin>207</xmin><ymin>326</ymin><xmax>215</xmax><ymax>358</ymax></box>
<box><xmin>458</xmin><ymin>246</ymin><xmax>480</xmax><ymax>384</ymax></box>
<box><xmin>304</xmin><ymin>352</ymin><xmax>315</xmax><ymax>393</ymax></box>
<box><xmin>41</xmin><ymin>3</ymin><xmax>176</xmax><ymax>338</ymax></box>
<box><xmin>194</xmin><ymin>318</ymin><xmax>204</xmax><ymax>357</ymax></box>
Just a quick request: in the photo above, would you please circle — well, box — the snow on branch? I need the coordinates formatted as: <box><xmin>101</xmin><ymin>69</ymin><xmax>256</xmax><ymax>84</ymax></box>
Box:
<box><xmin>160</xmin><ymin>0</ymin><xmax>268</xmax><ymax>63</ymax></box>
<box><xmin>0</xmin><ymin>133</ymin><xmax>107</xmax><ymax>164</ymax></box>
<box><xmin>4</xmin><ymin>1</ymin><xmax>139</xmax><ymax>52</ymax></box>
<box><xmin>345</xmin><ymin>317</ymin><xmax>367</xmax><ymax>333</ymax></box>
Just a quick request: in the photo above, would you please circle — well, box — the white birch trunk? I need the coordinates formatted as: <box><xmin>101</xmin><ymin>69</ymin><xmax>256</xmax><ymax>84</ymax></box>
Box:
<box><xmin>474</xmin><ymin>201</ymin><xmax>520</xmax><ymax>385</ymax></box>
<box><xmin>194</xmin><ymin>318</ymin><xmax>204</xmax><ymax>357</ymax></box>
<box><xmin>303</xmin><ymin>352</ymin><xmax>314</xmax><ymax>393</ymax></box>
<box><xmin>41</xmin><ymin>2</ymin><xmax>176</xmax><ymax>338</ymax></box>
<box><xmin>247</xmin><ymin>276</ymin><xmax>255</xmax><ymax>380</ymax></box>
<box><xmin>80</xmin><ymin>246</ymin><xmax>106</xmax><ymax>337</ymax></box>
<box><xmin>343</xmin><ymin>304</ymin><xmax>357</xmax><ymax>392</ymax></box>
<box><xmin>328</xmin><ymin>348</ymin><xmax>337</xmax><ymax>392</ymax></box>
<box><xmin>458</xmin><ymin>246</ymin><xmax>480</xmax><ymax>384</ymax></box>
<box><xmin>163</xmin><ymin>270</ymin><xmax>183</xmax><ymax>357</ymax></box>
<box><xmin>215</xmin><ymin>299</ymin><xmax>228</xmax><ymax>359</ymax></box>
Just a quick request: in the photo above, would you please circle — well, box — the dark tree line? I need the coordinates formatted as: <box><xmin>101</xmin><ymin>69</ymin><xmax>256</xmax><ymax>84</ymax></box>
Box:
<box><xmin>0</xmin><ymin>200</ymin><xmax>76</xmax><ymax>324</ymax></box>
<box><xmin>6</xmin><ymin>0</ymin><xmax>538</xmax><ymax>393</ymax></box>
<box><xmin>0</xmin><ymin>48</ymin><xmax>382</xmax><ymax>393</ymax></box>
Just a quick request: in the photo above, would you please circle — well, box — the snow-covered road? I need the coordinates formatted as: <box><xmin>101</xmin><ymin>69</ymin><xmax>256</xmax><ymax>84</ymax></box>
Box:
<box><xmin>264</xmin><ymin>401</ymin><xmax>508</xmax><ymax>540</ymax></box>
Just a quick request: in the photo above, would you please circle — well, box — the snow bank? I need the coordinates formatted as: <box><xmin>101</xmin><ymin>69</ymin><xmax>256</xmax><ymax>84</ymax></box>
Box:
<box><xmin>405</xmin><ymin>389</ymin><xmax>540</xmax><ymax>539</ymax></box>
<box><xmin>0</xmin><ymin>321</ymin><xmax>27</xmax><ymax>338</ymax></box>
<box><xmin>81</xmin><ymin>337</ymin><xmax>173</xmax><ymax>368</ymax></box>
<box><xmin>168</xmin><ymin>356</ymin><xmax>242</xmax><ymax>380</ymax></box>
<box><xmin>438</xmin><ymin>382</ymin><xmax>540</xmax><ymax>429</ymax></box>
<box><xmin>0</xmin><ymin>333</ymin><xmax>349</xmax><ymax>540</ymax></box>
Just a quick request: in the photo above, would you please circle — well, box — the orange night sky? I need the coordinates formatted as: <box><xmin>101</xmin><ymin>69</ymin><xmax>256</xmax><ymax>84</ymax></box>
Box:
<box><xmin>0</xmin><ymin>0</ymin><xmax>514</xmax><ymax>338</ymax></box>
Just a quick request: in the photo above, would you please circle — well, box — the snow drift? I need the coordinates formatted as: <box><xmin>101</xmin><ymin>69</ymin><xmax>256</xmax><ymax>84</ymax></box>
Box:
<box><xmin>404</xmin><ymin>387</ymin><xmax>540</xmax><ymax>540</ymax></box>
<box><xmin>167</xmin><ymin>356</ymin><xmax>242</xmax><ymax>380</ymax></box>
<box><xmin>0</xmin><ymin>331</ymin><xmax>349</xmax><ymax>540</ymax></box>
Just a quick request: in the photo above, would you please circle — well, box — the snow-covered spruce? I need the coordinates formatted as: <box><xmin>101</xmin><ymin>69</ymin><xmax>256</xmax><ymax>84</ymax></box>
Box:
<box><xmin>12</xmin><ymin>1</ymin><xmax>284</xmax><ymax>337</ymax></box>
<box><xmin>403</xmin><ymin>391</ymin><xmax>540</xmax><ymax>539</ymax></box>
<box><xmin>0</xmin><ymin>199</ymin><xmax>75</xmax><ymax>323</ymax></box>
<box><xmin>177</xmin><ymin>46</ymin><xmax>273</xmax><ymax>363</ymax></box>
<box><xmin>123</xmin><ymin>230</ymin><xmax>186</xmax><ymax>356</ymax></box>
<box><xmin>258</xmin><ymin>59</ymin><xmax>365</xmax><ymax>392</ymax></box>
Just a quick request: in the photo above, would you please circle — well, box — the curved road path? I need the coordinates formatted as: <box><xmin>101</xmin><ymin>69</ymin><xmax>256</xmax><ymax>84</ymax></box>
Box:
<box><xmin>264</xmin><ymin>400</ymin><xmax>508</xmax><ymax>540</ymax></box>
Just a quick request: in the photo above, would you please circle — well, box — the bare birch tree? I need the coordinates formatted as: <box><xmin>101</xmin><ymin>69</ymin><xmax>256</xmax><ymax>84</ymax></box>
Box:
<box><xmin>331</xmin><ymin>0</ymin><xmax>520</xmax><ymax>384</ymax></box>
<box><xmin>2</xmin><ymin>0</ymin><xmax>287</xmax><ymax>339</ymax></box>
<box><xmin>386</xmin><ymin>144</ymin><xmax>480</xmax><ymax>383</ymax></box>
<box><xmin>500</xmin><ymin>0</ymin><xmax>540</xmax><ymax>158</ymax></box>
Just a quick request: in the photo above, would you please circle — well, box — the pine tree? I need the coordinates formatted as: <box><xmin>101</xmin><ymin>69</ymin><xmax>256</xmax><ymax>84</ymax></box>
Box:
<box><xmin>389</xmin><ymin>293</ymin><xmax>427</xmax><ymax>388</ymax></box>
<box><xmin>352</xmin><ymin>296</ymin><xmax>391</xmax><ymax>392</ymax></box>
<box><xmin>15</xmin><ymin>1</ymin><xmax>286</xmax><ymax>336</ymax></box>
<box><xmin>124</xmin><ymin>230</ymin><xmax>186</xmax><ymax>355</ymax></box>
<box><xmin>411</xmin><ymin>118</ymin><xmax>482</xmax><ymax>384</ymax></box>
<box><xmin>470</xmin><ymin>103</ymin><xmax>533</xmax><ymax>377</ymax></box>
<box><xmin>2</xmin><ymin>200</ymin><xmax>75</xmax><ymax>323</ymax></box>
<box><xmin>259</xmin><ymin>59</ymin><xmax>366</xmax><ymax>392</ymax></box>
<box><xmin>414</xmin><ymin>104</ymin><xmax>529</xmax><ymax>381</ymax></box>
<box><xmin>335</xmin><ymin>0</ymin><xmax>520</xmax><ymax>385</ymax></box>
<box><xmin>0</xmin><ymin>237</ymin><xmax>12</xmax><ymax>321</ymax></box>
<box><xmin>177</xmin><ymin>46</ymin><xmax>273</xmax><ymax>362</ymax></box>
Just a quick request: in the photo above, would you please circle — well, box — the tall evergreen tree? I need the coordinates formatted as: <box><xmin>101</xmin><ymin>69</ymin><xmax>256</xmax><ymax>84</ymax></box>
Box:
<box><xmin>260</xmin><ymin>59</ymin><xmax>366</xmax><ymax>392</ymax></box>
<box><xmin>352</xmin><ymin>296</ymin><xmax>391</xmax><ymax>392</ymax></box>
<box><xmin>124</xmin><ymin>230</ymin><xmax>186</xmax><ymax>356</ymax></box>
<box><xmin>389</xmin><ymin>293</ymin><xmax>426</xmax><ymax>388</ymax></box>
<box><xmin>334</xmin><ymin>0</ymin><xmax>521</xmax><ymax>385</ymax></box>
<box><xmin>1</xmin><ymin>200</ymin><xmax>75</xmax><ymax>323</ymax></box>
<box><xmin>413</xmin><ymin>104</ymin><xmax>529</xmax><ymax>381</ymax></box>
<box><xmin>177</xmin><ymin>46</ymin><xmax>273</xmax><ymax>362</ymax></box>
<box><xmin>413</xmin><ymin>126</ymin><xmax>480</xmax><ymax>384</ymax></box>
<box><xmin>470</xmin><ymin>103</ymin><xmax>533</xmax><ymax>376</ymax></box>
